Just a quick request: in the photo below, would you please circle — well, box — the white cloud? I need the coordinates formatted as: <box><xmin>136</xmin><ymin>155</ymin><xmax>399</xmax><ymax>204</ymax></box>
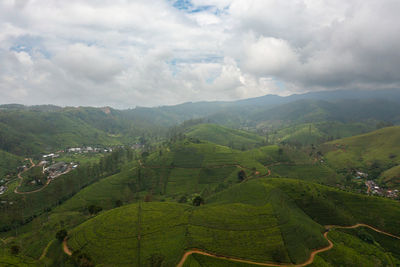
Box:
<box><xmin>0</xmin><ymin>0</ymin><xmax>399</xmax><ymax>108</ymax></box>
<box><xmin>241</xmin><ymin>35</ymin><xmax>299</xmax><ymax>76</ymax></box>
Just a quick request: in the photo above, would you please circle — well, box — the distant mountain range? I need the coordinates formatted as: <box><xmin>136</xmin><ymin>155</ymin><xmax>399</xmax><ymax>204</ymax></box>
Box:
<box><xmin>0</xmin><ymin>88</ymin><xmax>399</xmax><ymax>155</ymax></box>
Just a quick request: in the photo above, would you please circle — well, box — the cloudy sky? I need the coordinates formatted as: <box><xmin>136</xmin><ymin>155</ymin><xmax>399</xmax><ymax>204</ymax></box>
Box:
<box><xmin>1</xmin><ymin>0</ymin><xmax>399</xmax><ymax>108</ymax></box>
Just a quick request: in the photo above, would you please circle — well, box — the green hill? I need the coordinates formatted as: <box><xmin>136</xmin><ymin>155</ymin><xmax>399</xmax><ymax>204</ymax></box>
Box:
<box><xmin>323</xmin><ymin>126</ymin><xmax>400</xmax><ymax>185</ymax></box>
<box><xmin>63</xmin><ymin>178</ymin><xmax>400</xmax><ymax>266</ymax></box>
<box><xmin>0</xmin><ymin>106</ymin><xmax>167</xmax><ymax>156</ymax></box>
<box><xmin>379</xmin><ymin>165</ymin><xmax>400</xmax><ymax>189</ymax></box>
<box><xmin>0</xmin><ymin>109</ymin><xmax>120</xmax><ymax>156</ymax></box>
<box><xmin>251</xmin><ymin>99</ymin><xmax>400</xmax><ymax>127</ymax></box>
<box><xmin>264</xmin><ymin>121</ymin><xmax>376</xmax><ymax>146</ymax></box>
<box><xmin>0</xmin><ymin>149</ymin><xmax>22</xmax><ymax>178</ymax></box>
<box><xmin>185</xmin><ymin>124</ymin><xmax>265</xmax><ymax>150</ymax></box>
<box><xmin>56</xmin><ymin>140</ymin><xmax>278</xmax><ymax>213</ymax></box>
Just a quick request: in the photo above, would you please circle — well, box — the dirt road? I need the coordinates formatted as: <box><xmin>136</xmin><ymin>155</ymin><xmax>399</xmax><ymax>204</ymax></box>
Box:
<box><xmin>14</xmin><ymin>158</ymin><xmax>36</xmax><ymax>194</ymax></box>
<box><xmin>176</xmin><ymin>223</ymin><xmax>400</xmax><ymax>267</ymax></box>
<box><xmin>63</xmin><ymin>238</ymin><xmax>72</xmax><ymax>256</ymax></box>
<box><xmin>14</xmin><ymin>160</ymin><xmax>72</xmax><ymax>195</ymax></box>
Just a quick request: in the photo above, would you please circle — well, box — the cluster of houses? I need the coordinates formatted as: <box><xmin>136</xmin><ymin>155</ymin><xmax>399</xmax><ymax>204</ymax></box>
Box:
<box><xmin>67</xmin><ymin>146</ymin><xmax>113</xmax><ymax>153</ymax></box>
<box><xmin>0</xmin><ymin>185</ymin><xmax>6</xmax><ymax>195</ymax></box>
<box><xmin>354</xmin><ymin>170</ymin><xmax>368</xmax><ymax>179</ymax></box>
<box><xmin>44</xmin><ymin>161</ymin><xmax>78</xmax><ymax>179</ymax></box>
<box><xmin>42</xmin><ymin>153</ymin><xmax>60</xmax><ymax>159</ymax></box>
<box><xmin>365</xmin><ymin>180</ymin><xmax>399</xmax><ymax>199</ymax></box>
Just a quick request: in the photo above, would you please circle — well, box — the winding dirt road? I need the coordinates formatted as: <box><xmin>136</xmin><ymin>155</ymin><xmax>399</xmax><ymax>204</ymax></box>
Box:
<box><xmin>14</xmin><ymin>158</ymin><xmax>36</xmax><ymax>194</ymax></box>
<box><xmin>63</xmin><ymin>238</ymin><xmax>72</xmax><ymax>256</ymax></box>
<box><xmin>14</xmin><ymin>159</ymin><xmax>72</xmax><ymax>194</ymax></box>
<box><xmin>62</xmin><ymin>161</ymin><xmax>399</xmax><ymax>266</ymax></box>
<box><xmin>176</xmin><ymin>223</ymin><xmax>400</xmax><ymax>267</ymax></box>
<box><xmin>61</xmin><ymin>222</ymin><xmax>399</xmax><ymax>266</ymax></box>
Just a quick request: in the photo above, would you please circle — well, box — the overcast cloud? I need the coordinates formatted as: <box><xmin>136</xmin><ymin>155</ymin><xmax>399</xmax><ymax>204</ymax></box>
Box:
<box><xmin>0</xmin><ymin>0</ymin><xmax>399</xmax><ymax>108</ymax></box>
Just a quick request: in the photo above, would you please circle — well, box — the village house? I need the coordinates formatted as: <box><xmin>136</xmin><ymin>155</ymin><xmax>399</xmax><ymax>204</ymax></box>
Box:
<box><xmin>45</xmin><ymin>162</ymin><xmax>69</xmax><ymax>179</ymax></box>
<box><xmin>0</xmin><ymin>185</ymin><xmax>6</xmax><ymax>195</ymax></box>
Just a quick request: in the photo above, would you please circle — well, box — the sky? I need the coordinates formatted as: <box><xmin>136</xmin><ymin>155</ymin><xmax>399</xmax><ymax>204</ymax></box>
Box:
<box><xmin>1</xmin><ymin>0</ymin><xmax>400</xmax><ymax>108</ymax></box>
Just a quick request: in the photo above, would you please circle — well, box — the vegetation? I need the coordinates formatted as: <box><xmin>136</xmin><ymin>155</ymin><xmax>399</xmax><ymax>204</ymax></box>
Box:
<box><xmin>1</xmin><ymin>90</ymin><xmax>400</xmax><ymax>266</ymax></box>
<box><xmin>323</xmin><ymin>126</ymin><xmax>400</xmax><ymax>188</ymax></box>
<box><xmin>185</xmin><ymin>124</ymin><xmax>265</xmax><ymax>150</ymax></box>
<box><xmin>56</xmin><ymin>229</ymin><xmax>67</xmax><ymax>242</ymax></box>
<box><xmin>0</xmin><ymin>148</ymin><xmax>134</xmax><ymax>232</ymax></box>
<box><xmin>0</xmin><ymin>149</ymin><xmax>22</xmax><ymax>178</ymax></box>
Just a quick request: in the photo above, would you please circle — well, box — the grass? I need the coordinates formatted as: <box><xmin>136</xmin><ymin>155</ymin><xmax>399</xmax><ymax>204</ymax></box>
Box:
<box><xmin>55</xmin><ymin>163</ymin><xmax>138</xmax><ymax>212</ymax></box>
<box><xmin>309</xmin><ymin>228</ymin><xmax>398</xmax><ymax>266</ymax></box>
<box><xmin>267</xmin><ymin>121</ymin><xmax>375</xmax><ymax>146</ymax></box>
<box><xmin>68</xmin><ymin>202</ymin><xmax>188</xmax><ymax>266</ymax></box>
<box><xmin>6</xmin><ymin>176</ymin><xmax>400</xmax><ymax>267</ymax></box>
<box><xmin>68</xmin><ymin>178</ymin><xmax>376</xmax><ymax>266</ymax></box>
<box><xmin>18</xmin><ymin>166</ymin><xmax>47</xmax><ymax>193</ymax></box>
<box><xmin>3</xmin><ymin>136</ymin><xmax>400</xmax><ymax>267</ymax></box>
<box><xmin>0</xmin><ymin>150</ymin><xmax>22</xmax><ymax>178</ymax></box>
<box><xmin>266</xmin><ymin>178</ymin><xmax>400</xmax><ymax>235</ymax></box>
<box><xmin>0</xmin><ymin>254</ymin><xmax>39</xmax><ymax>267</ymax></box>
<box><xmin>66</xmin><ymin>200</ymin><xmax>292</xmax><ymax>266</ymax></box>
<box><xmin>54</xmin><ymin>153</ymin><xmax>104</xmax><ymax>165</ymax></box>
<box><xmin>269</xmin><ymin>164</ymin><xmax>341</xmax><ymax>185</ymax></box>
<box><xmin>185</xmin><ymin>124</ymin><xmax>265</xmax><ymax>150</ymax></box>
<box><xmin>323</xmin><ymin>126</ymin><xmax>400</xmax><ymax>172</ymax></box>
<box><xmin>379</xmin><ymin>165</ymin><xmax>400</xmax><ymax>189</ymax></box>
<box><xmin>183</xmin><ymin>253</ymin><xmax>257</xmax><ymax>266</ymax></box>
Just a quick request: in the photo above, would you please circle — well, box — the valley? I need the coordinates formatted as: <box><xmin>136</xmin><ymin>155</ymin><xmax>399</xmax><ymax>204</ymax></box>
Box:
<box><xmin>0</xmin><ymin>90</ymin><xmax>399</xmax><ymax>267</ymax></box>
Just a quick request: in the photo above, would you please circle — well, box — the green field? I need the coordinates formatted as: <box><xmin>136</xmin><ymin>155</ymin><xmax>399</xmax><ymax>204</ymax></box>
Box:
<box><xmin>379</xmin><ymin>165</ymin><xmax>400</xmax><ymax>189</ymax></box>
<box><xmin>323</xmin><ymin>126</ymin><xmax>400</xmax><ymax>170</ymax></box>
<box><xmin>18</xmin><ymin>166</ymin><xmax>47</xmax><ymax>193</ymax></box>
<box><xmin>322</xmin><ymin>126</ymin><xmax>400</xmax><ymax>190</ymax></box>
<box><xmin>1</xmin><ymin>126</ymin><xmax>399</xmax><ymax>267</ymax></box>
<box><xmin>0</xmin><ymin>150</ymin><xmax>22</xmax><ymax>179</ymax></box>
<box><xmin>185</xmin><ymin>124</ymin><xmax>265</xmax><ymax>150</ymax></box>
<box><xmin>309</xmin><ymin>228</ymin><xmax>400</xmax><ymax>266</ymax></box>
<box><xmin>63</xmin><ymin>177</ymin><xmax>400</xmax><ymax>266</ymax></box>
<box><xmin>265</xmin><ymin>121</ymin><xmax>376</xmax><ymax>146</ymax></box>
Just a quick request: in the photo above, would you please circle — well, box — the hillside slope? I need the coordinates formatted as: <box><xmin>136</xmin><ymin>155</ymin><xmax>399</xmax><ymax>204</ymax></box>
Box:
<box><xmin>185</xmin><ymin>124</ymin><xmax>265</xmax><ymax>150</ymax></box>
<box><xmin>323</xmin><ymin>126</ymin><xmax>400</xmax><ymax>183</ymax></box>
<box><xmin>65</xmin><ymin>178</ymin><xmax>400</xmax><ymax>266</ymax></box>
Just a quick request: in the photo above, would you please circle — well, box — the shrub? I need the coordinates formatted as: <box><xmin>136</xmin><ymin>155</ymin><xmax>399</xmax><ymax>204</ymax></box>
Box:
<box><xmin>88</xmin><ymin>205</ymin><xmax>102</xmax><ymax>215</ymax></box>
<box><xmin>192</xmin><ymin>196</ymin><xmax>204</xmax><ymax>206</ymax></box>
<box><xmin>238</xmin><ymin>170</ymin><xmax>246</xmax><ymax>182</ymax></box>
<box><xmin>56</xmin><ymin>229</ymin><xmax>68</xmax><ymax>242</ymax></box>
<box><xmin>10</xmin><ymin>245</ymin><xmax>20</xmax><ymax>255</ymax></box>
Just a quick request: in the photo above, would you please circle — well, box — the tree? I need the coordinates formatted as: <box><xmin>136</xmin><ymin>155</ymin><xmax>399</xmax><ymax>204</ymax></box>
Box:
<box><xmin>144</xmin><ymin>193</ymin><xmax>152</xmax><ymax>202</ymax></box>
<box><xmin>148</xmin><ymin>254</ymin><xmax>165</xmax><ymax>267</ymax></box>
<box><xmin>10</xmin><ymin>245</ymin><xmax>20</xmax><ymax>255</ymax></box>
<box><xmin>88</xmin><ymin>205</ymin><xmax>102</xmax><ymax>215</ymax></box>
<box><xmin>115</xmin><ymin>200</ymin><xmax>123</xmax><ymax>207</ymax></box>
<box><xmin>72</xmin><ymin>250</ymin><xmax>94</xmax><ymax>267</ymax></box>
<box><xmin>56</xmin><ymin>229</ymin><xmax>68</xmax><ymax>242</ymax></box>
<box><xmin>272</xmin><ymin>247</ymin><xmax>287</xmax><ymax>263</ymax></box>
<box><xmin>178</xmin><ymin>196</ymin><xmax>187</xmax><ymax>203</ymax></box>
<box><xmin>237</xmin><ymin>170</ymin><xmax>246</xmax><ymax>182</ymax></box>
<box><xmin>192</xmin><ymin>196</ymin><xmax>204</xmax><ymax>206</ymax></box>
